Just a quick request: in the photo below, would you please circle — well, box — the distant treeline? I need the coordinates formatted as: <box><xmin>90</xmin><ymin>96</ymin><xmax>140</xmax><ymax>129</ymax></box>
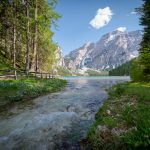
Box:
<box><xmin>109</xmin><ymin>59</ymin><xmax>134</xmax><ymax>76</ymax></box>
<box><xmin>86</xmin><ymin>69</ymin><xmax>108</xmax><ymax>76</ymax></box>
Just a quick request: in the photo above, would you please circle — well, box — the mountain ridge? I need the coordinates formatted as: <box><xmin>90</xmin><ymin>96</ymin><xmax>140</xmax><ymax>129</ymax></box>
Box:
<box><xmin>64</xmin><ymin>30</ymin><xmax>142</xmax><ymax>73</ymax></box>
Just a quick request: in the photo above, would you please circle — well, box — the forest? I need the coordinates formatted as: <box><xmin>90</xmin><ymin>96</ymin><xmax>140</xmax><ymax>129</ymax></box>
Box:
<box><xmin>0</xmin><ymin>0</ymin><xmax>60</xmax><ymax>75</ymax></box>
<box><xmin>0</xmin><ymin>0</ymin><xmax>67</xmax><ymax>111</ymax></box>
<box><xmin>109</xmin><ymin>59</ymin><xmax>133</xmax><ymax>76</ymax></box>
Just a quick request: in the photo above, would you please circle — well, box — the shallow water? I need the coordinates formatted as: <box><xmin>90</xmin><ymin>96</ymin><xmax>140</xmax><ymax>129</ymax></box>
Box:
<box><xmin>0</xmin><ymin>76</ymin><xmax>130</xmax><ymax>150</ymax></box>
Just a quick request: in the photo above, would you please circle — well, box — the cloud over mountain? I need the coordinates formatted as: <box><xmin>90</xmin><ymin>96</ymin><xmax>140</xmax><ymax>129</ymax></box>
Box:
<box><xmin>116</xmin><ymin>27</ymin><xmax>127</xmax><ymax>32</ymax></box>
<box><xmin>90</xmin><ymin>7</ymin><xmax>113</xmax><ymax>29</ymax></box>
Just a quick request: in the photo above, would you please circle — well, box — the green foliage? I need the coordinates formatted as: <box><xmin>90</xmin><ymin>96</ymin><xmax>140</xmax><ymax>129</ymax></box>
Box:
<box><xmin>109</xmin><ymin>84</ymin><xmax>126</xmax><ymax>97</ymax></box>
<box><xmin>0</xmin><ymin>78</ymin><xmax>67</xmax><ymax>106</ymax></box>
<box><xmin>86</xmin><ymin>69</ymin><xmax>108</xmax><ymax>76</ymax></box>
<box><xmin>137</xmin><ymin>0</ymin><xmax>150</xmax><ymax>81</ymax></box>
<box><xmin>56</xmin><ymin>67</ymin><xmax>72</xmax><ymax>76</ymax></box>
<box><xmin>109</xmin><ymin>59</ymin><xmax>134</xmax><ymax>76</ymax></box>
<box><xmin>88</xmin><ymin>82</ymin><xmax>150</xmax><ymax>149</ymax></box>
<box><xmin>123</xmin><ymin>104</ymin><xmax>150</xmax><ymax>148</ymax></box>
<box><xmin>139</xmin><ymin>45</ymin><xmax>150</xmax><ymax>81</ymax></box>
<box><xmin>0</xmin><ymin>0</ymin><xmax>60</xmax><ymax>72</ymax></box>
<box><xmin>102</xmin><ymin>116</ymin><xmax>117</xmax><ymax>129</ymax></box>
<box><xmin>37</xmin><ymin>0</ymin><xmax>60</xmax><ymax>71</ymax></box>
<box><xmin>130</xmin><ymin>59</ymin><xmax>145</xmax><ymax>82</ymax></box>
<box><xmin>121</xmin><ymin>105</ymin><xmax>136</xmax><ymax>126</ymax></box>
<box><xmin>0</xmin><ymin>61</ymin><xmax>13</xmax><ymax>71</ymax></box>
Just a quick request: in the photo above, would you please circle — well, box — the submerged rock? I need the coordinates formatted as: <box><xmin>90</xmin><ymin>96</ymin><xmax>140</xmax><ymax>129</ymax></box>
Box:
<box><xmin>0</xmin><ymin>77</ymin><xmax>129</xmax><ymax>150</ymax></box>
<box><xmin>0</xmin><ymin>112</ymin><xmax>78</xmax><ymax>150</ymax></box>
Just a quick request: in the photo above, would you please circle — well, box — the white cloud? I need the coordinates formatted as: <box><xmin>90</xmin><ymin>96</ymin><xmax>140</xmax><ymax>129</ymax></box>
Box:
<box><xmin>116</xmin><ymin>27</ymin><xmax>127</xmax><ymax>32</ymax></box>
<box><xmin>131</xmin><ymin>11</ymin><xmax>137</xmax><ymax>15</ymax></box>
<box><xmin>90</xmin><ymin>7</ymin><xmax>113</xmax><ymax>29</ymax></box>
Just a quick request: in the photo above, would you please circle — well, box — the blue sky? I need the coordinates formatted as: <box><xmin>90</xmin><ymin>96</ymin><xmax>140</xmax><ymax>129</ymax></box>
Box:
<box><xmin>52</xmin><ymin>0</ymin><xmax>143</xmax><ymax>55</ymax></box>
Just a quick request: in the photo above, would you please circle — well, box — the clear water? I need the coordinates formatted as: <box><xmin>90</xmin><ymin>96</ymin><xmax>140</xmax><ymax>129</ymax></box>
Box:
<box><xmin>0</xmin><ymin>76</ymin><xmax>130</xmax><ymax>150</ymax></box>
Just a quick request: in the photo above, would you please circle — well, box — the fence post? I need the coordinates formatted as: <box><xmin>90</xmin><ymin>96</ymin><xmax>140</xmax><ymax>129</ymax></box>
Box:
<box><xmin>52</xmin><ymin>70</ymin><xmax>53</xmax><ymax>78</ymax></box>
<box><xmin>14</xmin><ymin>70</ymin><xmax>17</xmax><ymax>80</ymax></box>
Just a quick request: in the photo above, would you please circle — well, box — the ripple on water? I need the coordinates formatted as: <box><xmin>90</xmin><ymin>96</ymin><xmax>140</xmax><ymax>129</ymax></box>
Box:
<box><xmin>0</xmin><ymin>77</ymin><xmax>130</xmax><ymax>150</ymax></box>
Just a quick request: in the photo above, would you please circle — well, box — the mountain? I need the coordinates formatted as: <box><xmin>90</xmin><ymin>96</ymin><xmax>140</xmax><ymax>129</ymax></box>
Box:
<box><xmin>55</xmin><ymin>47</ymin><xmax>66</xmax><ymax>67</ymax></box>
<box><xmin>54</xmin><ymin>47</ymin><xmax>73</xmax><ymax>76</ymax></box>
<box><xmin>65</xmin><ymin>30</ymin><xmax>142</xmax><ymax>73</ymax></box>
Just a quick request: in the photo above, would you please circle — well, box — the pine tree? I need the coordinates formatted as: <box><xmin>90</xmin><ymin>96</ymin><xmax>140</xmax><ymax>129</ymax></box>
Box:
<box><xmin>138</xmin><ymin>0</ymin><xmax>150</xmax><ymax>81</ymax></box>
<box><xmin>0</xmin><ymin>0</ymin><xmax>60</xmax><ymax>73</ymax></box>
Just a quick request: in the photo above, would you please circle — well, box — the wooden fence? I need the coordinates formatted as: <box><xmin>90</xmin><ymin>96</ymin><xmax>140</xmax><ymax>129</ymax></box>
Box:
<box><xmin>0</xmin><ymin>70</ymin><xmax>55</xmax><ymax>80</ymax></box>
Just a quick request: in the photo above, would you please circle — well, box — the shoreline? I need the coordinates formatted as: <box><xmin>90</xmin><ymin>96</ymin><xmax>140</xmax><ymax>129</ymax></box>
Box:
<box><xmin>86</xmin><ymin>81</ymin><xmax>150</xmax><ymax>149</ymax></box>
<box><xmin>0</xmin><ymin>78</ymin><xmax>67</xmax><ymax>112</ymax></box>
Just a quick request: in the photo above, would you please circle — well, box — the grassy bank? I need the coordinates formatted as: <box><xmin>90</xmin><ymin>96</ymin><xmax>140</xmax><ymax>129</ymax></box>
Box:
<box><xmin>0</xmin><ymin>78</ymin><xmax>67</xmax><ymax>109</ymax></box>
<box><xmin>85</xmin><ymin>70</ymin><xmax>108</xmax><ymax>76</ymax></box>
<box><xmin>56</xmin><ymin>67</ymin><xmax>72</xmax><ymax>76</ymax></box>
<box><xmin>87</xmin><ymin>82</ymin><xmax>150</xmax><ymax>150</ymax></box>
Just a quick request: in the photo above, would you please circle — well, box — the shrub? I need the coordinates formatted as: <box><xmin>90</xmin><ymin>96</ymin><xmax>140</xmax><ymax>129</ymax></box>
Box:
<box><xmin>109</xmin><ymin>84</ymin><xmax>125</xmax><ymax>97</ymax></box>
<box><xmin>0</xmin><ymin>78</ymin><xmax>67</xmax><ymax>105</ymax></box>
<box><xmin>130</xmin><ymin>59</ymin><xmax>145</xmax><ymax>82</ymax></box>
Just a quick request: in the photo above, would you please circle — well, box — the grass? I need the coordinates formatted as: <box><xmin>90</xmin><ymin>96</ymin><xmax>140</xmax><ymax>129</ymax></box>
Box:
<box><xmin>0</xmin><ymin>60</ymin><xmax>14</xmax><ymax>75</ymax></box>
<box><xmin>56</xmin><ymin>66</ymin><xmax>83</xmax><ymax>76</ymax></box>
<box><xmin>0</xmin><ymin>78</ymin><xmax>67</xmax><ymax>109</ymax></box>
<box><xmin>85</xmin><ymin>69</ymin><xmax>108</xmax><ymax>76</ymax></box>
<box><xmin>87</xmin><ymin>82</ymin><xmax>150</xmax><ymax>150</ymax></box>
<box><xmin>0</xmin><ymin>63</ymin><xmax>10</xmax><ymax>70</ymax></box>
<box><xmin>56</xmin><ymin>67</ymin><xmax>73</xmax><ymax>76</ymax></box>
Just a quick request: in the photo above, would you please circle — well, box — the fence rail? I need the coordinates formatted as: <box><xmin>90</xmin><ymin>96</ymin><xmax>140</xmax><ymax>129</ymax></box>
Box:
<box><xmin>0</xmin><ymin>70</ymin><xmax>55</xmax><ymax>80</ymax></box>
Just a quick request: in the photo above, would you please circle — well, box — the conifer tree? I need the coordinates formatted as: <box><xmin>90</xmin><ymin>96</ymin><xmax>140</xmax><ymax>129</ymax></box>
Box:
<box><xmin>0</xmin><ymin>0</ymin><xmax>60</xmax><ymax>73</ymax></box>
<box><xmin>138</xmin><ymin>0</ymin><xmax>150</xmax><ymax>81</ymax></box>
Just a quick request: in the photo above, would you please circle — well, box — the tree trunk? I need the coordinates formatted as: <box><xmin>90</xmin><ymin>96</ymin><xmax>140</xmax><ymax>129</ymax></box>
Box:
<box><xmin>36</xmin><ymin>52</ymin><xmax>39</xmax><ymax>72</ymax></box>
<box><xmin>13</xmin><ymin>1</ymin><xmax>17</xmax><ymax>80</ymax></box>
<box><xmin>4</xmin><ymin>29</ymin><xmax>8</xmax><ymax>57</ymax></box>
<box><xmin>13</xmin><ymin>26</ymin><xmax>16</xmax><ymax>69</ymax></box>
<box><xmin>25</xmin><ymin>0</ymin><xmax>30</xmax><ymax>76</ymax></box>
<box><xmin>30</xmin><ymin>0</ymin><xmax>38</xmax><ymax>72</ymax></box>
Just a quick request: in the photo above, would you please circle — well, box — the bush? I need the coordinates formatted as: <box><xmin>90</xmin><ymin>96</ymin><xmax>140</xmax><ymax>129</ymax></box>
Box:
<box><xmin>109</xmin><ymin>84</ymin><xmax>125</xmax><ymax>97</ymax></box>
<box><xmin>130</xmin><ymin>59</ymin><xmax>145</xmax><ymax>82</ymax></box>
<box><xmin>0</xmin><ymin>78</ymin><xmax>67</xmax><ymax>105</ymax></box>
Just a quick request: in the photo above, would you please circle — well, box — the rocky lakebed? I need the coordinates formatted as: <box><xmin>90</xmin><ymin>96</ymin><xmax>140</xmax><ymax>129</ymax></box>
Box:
<box><xmin>0</xmin><ymin>77</ymin><xmax>129</xmax><ymax>150</ymax></box>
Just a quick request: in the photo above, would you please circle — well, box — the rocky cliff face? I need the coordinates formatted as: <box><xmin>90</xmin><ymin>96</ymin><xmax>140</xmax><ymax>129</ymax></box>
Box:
<box><xmin>65</xmin><ymin>42</ymin><xmax>95</xmax><ymax>71</ymax></box>
<box><xmin>65</xmin><ymin>30</ymin><xmax>142</xmax><ymax>71</ymax></box>
<box><xmin>55</xmin><ymin>47</ymin><xmax>65</xmax><ymax>67</ymax></box>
